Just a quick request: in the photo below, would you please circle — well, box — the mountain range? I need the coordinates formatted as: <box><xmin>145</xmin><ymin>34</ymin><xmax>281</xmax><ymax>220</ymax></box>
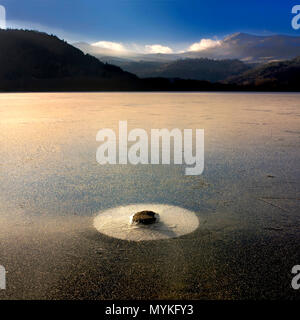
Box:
<box><xmin>74</xmin><ymin>33</ymin><xmax>300</xmax><ymax>64</ymax></box>
<box><xmin>74</xmin><ymin>32</ymin><xmax>300</xmax><ymax>82</ymax></box>
<box><xmin>181</xmin><ymin>32</ymin><xmax>300</xmax><ymax>63</ymax></box>
<box><xmin>1</xmin><ymin>29</ymin><xmax>300</xmax><ymax>91</ymax></box>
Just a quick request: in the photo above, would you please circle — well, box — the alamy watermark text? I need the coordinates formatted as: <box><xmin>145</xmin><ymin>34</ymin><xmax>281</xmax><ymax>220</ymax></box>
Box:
<box><xmin>0</xmin><ymin>265</ymin><xmax>6</xmax><ymax>290</ymax></box>
<box><xmin>96</xmin><ymin>121</ymin><xmax>204</xmax><ymax>175</ymax></box>
<box><xmin>0</xmin><ymin>5</ymin><xmax>6</xmax><ymax>29</ymax></box>
<box><xmin>292</xmin><ymin>5</ymin><xmax>300</xmax><ymax>30</ymax></box>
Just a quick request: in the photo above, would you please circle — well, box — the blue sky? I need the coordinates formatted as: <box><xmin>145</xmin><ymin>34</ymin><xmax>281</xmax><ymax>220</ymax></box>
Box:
<box><xmin>0</xmin><ymin>0</ymin><xmax>299</xmax><ymax>50</ymax></box>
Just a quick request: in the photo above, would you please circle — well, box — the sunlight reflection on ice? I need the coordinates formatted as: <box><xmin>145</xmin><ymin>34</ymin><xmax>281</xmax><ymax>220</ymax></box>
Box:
<box><xmin>93</xmin><ymin>204</ymin><xmax>200</xmax><ymax>241</ymax></box>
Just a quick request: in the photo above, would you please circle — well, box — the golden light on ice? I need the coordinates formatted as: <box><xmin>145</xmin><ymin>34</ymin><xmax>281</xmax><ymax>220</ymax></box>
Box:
<box><xmin>93</xmin><ymin>204</ymin><xmax>200</xmax><ymax>241</ymax></box>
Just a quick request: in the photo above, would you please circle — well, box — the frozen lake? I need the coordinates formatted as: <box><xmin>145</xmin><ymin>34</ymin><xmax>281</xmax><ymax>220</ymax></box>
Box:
<box><xmin>0</xmin><ymin>92</ymin><xmax>299</xmax><ymax>299</ymax></box>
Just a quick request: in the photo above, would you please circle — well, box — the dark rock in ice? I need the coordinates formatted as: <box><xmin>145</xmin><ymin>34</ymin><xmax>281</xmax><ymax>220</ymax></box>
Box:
<box><xmin>130</xmin><ymin>210</ymin><xmax>159</xmax><ymax>225</ymax></box>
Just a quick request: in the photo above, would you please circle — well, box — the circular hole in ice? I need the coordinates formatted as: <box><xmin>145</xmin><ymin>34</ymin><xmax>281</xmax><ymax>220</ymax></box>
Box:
<box><xmin>93</xmin><ymin>204</ymin><xmax>200</xmax><ymax>241</ymax></box>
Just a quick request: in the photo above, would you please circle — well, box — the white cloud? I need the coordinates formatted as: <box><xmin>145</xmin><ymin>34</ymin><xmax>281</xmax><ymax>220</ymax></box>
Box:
<box><xmin>188</xmin><ymin>39</ymin><xmax>221</xmax><ymax>52</ymax></box>
<box><xmin>91</xmin><ymin>41</ymin><xmax>127</xmax><ymax>52</ymax></box>
<box><xmin>145</xmin><ymin>44</ymin><xmax>173</xmax><ymax>54</ymax></box>
<box><xmin>89</xmin><ymin>42</ymin><xmax>174</xmax><ymax>55</ymax></box>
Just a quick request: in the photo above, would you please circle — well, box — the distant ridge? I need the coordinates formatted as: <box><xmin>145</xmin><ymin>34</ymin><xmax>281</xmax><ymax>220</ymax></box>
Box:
<box><xmin>225</xmin><ymin>55</ymin><xmax>300</xmax><ymax>90</ymax></box>
<box><xmin>0</xmin><ymin>29</ymin><xmax>140</xmax><ymax>91</ymax></box>
<box><xmin>108</xmin><ymin>58</ymin><xmax>251</xmax><ymax>82</ymax></box>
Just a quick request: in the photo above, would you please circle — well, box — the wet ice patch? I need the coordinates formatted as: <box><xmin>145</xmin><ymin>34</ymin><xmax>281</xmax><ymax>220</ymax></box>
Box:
<box><xmin>93</xmin><ymin>204</ymin><xmax>199</xmax><ymax>241</ymax></box>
